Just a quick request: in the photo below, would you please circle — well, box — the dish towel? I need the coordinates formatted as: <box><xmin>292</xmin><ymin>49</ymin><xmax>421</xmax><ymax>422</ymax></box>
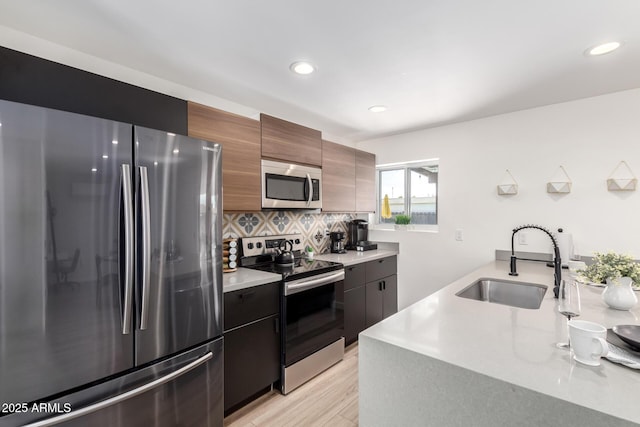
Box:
<box><xmin>605</xmin><ymin>344</ymin><xmax>640</xmax><ymax>369</ymax></box>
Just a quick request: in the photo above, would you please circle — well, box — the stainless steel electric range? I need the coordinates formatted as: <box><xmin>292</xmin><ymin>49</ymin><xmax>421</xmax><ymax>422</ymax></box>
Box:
<box><xmin>239</xmin><ymin>234</ymin><xmax>345</xmax><ymax>394</ymax></box>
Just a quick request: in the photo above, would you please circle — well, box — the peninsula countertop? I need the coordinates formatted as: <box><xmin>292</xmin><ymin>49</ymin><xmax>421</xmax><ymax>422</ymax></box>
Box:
<box><xmin>359</xmin><ymin>260</ymin><xmax>640</xmax><ymax>426</ymax></box>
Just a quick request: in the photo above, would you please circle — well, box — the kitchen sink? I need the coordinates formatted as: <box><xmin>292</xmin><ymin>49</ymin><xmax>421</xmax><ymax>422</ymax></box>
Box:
<box><xmin>456</xmin><ymin>278</ymin><xmax>547</xmax><ymax>309</ymax></box>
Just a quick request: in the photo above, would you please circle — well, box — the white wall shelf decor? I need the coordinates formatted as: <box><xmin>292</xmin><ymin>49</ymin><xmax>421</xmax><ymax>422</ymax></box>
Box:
<box><xmin>546</xmin><ymin>166</ymin><xmax>572</xmax><ymax>193</ymax></box>
<box><xmin>497</xmin><ymin>169</ymin><xmax>518</xmax><ymax>195</ymax></box>
<box><xmin>607</xmin><ymin>160</ymin><xmax>637</xmax><ymax>191</ymax></box>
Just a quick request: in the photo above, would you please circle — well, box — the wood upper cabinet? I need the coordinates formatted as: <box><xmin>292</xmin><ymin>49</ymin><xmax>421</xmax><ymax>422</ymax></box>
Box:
<box><xmin>355</xmin><ymin>149</ymin><xmax>376</xmax><ymax>212</ymax></box>
<box><xmin>322</xmin><ymin>140</ymin><xmax>356</xmax><ymax>212</ymax></box>
<box><xmin>187</xmin><ymin>102</ymin><xmax>261</xmax><ymax>212</ymax></box>
<box><xmin>260</xmin><ymin>114</ymin><xmax>322</xmax><ymax>166</ymax></box>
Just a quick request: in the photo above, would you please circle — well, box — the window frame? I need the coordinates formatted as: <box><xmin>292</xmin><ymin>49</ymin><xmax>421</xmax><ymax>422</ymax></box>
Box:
<box><xmin>374</xmin><ymin>158</ymin><xmax>439</xmax><ymax>232</ymax></box>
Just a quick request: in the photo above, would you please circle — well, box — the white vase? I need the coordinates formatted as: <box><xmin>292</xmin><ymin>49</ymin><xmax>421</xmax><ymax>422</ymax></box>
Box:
<box><xmin>602</xmin><ymin>277</ymin><xmax>638</xmax><ymax>311</ymax></box>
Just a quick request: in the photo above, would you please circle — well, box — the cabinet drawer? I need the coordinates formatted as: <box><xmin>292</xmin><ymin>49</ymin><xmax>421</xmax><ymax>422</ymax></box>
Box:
<box><xmin>344</xmin><ymin>263</ymin><xmax>365</xmax><ymax>291</ymax></box>
<box><xmin>224</xmin><ymin>282</ymin><xmax>280</xmax><ymax>331</ymax></box>
<box><xmin>365</xmin><ymin>256</ymin><xmax>397</xmax><ymax>283</ymax></box>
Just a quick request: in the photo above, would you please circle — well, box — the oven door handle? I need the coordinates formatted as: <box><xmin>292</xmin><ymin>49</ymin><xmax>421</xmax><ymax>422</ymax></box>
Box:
<box><xmin>285</xmin><ymin>270</ymin><xmax>345</xmax><ymax>296</ymax></box>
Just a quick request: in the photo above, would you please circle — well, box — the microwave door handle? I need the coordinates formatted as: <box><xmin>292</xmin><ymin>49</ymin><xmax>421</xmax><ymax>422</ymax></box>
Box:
<box><xmin>306</xmin><ymin>173</ymin><xmax>312</xmax><ymax>207</ymax></box>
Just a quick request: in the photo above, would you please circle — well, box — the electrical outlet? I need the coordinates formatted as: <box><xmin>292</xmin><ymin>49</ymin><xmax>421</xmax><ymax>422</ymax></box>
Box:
<box><xmin>455</xmin><ymin>229</ymin><xmax>464</xmax><ymax>241</ymax></box>
<box><xmin>518</xmin><ymin>232</ymin><xmax>528</xmax><ymax>245</ymax></box>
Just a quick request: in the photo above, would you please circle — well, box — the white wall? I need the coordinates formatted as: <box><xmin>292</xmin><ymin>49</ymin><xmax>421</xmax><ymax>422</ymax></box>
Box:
<box><xmin>4</xmin><ymin>25</ymin><xmax>640</xmax><ymax>308</ymax></box>
<box><xmin>357</xmin><ymin>89</ymin><xmax>640</xmax><ymax>309</ymax></box>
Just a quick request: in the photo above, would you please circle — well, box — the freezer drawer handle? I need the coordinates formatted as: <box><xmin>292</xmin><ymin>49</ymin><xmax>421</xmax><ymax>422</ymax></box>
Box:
<box><xmin>121</xmin><ymin>164</ymin><xmax>134</xmax><ymax>335</ymax></box>
<box><xmin>23</xmin><ymin>351</ymin><xmax>214</xmax><ymax>427</ymax></box>
<box><xmin>139</xmin><ymin>166</ymin><xmax>151</xmax><ymax>330</ymax></box>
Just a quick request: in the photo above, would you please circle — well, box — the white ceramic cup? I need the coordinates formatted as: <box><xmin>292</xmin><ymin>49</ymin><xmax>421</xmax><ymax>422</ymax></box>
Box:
<box><xmin>568</xmin><ymin>320</ymin><xmax>609</xmax><ymax>366</ymax></box>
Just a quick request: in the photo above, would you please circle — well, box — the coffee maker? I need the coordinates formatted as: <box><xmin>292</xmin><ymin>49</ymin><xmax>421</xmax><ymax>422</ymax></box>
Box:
<box><xmin>346</xmin><ymin>219</ymin><xmax>377</xmax><ymax>251</ymax></box>
<box><xmin>329</xmin><ymin>231</ymin><xmax>346</xmax><ymax>254</ymax></box>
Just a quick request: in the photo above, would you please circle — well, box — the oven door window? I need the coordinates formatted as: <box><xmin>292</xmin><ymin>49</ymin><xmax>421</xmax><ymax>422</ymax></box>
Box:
<box><xmin>265</xmin><ymin>173</ymin><xmax>308</xmax><ymax>202</ymax></box>
<box><xmin>284</xmin><ymin>282</ymin><xmax>344</xmax><ymax>366</ymax></box>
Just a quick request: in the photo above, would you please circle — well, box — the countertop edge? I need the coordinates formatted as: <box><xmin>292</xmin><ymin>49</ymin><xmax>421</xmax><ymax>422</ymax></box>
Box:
<box><xmin>222</xmin><ymin>268</ymin><xmax>281</xmax><ymax>293</ymax></box>
<box><xmin>314</xmin><ymin>249</ymin><xmax>399</xmax><ymax>266</ymax></box>
<box><xmin>222</xmin><ymin>248</ymin><xmax>398</xmax><ymax>292</ymax></box>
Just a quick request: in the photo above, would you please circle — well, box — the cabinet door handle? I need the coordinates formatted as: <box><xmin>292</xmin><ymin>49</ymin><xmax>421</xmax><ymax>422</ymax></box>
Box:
<box><xmin>378</xmin><ymin>259</ymin><xmax>384</xmax><ymax>263</ymax></box>
<box><xmin>274</xmin><ymin>316</ymin><xmax>280</xmax><ymax>334</ymax></box>
<box><xmin>379</xmin><ymin>281</ymin><xmax>383</xmax><ymax>291</ymax></box>
<box><xmin>239</xmin><ymin>291</ymin><xmax>256</xmax><ymax>301</ymax></box>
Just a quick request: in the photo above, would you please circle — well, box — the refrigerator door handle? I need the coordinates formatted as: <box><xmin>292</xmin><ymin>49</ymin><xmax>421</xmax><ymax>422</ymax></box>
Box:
<box><xmin>23</xmin><ymin>351</ymin><xmax>214</xmax><ymax>427</ymax></box>
<box><xmin>139</xmin><ymin>166</ymin><xmax>151</xmax><ymax>330</ymax></box>
<box><xmin>121</xmin><ymin>164</ymin><xmax>134</xmax><ymax>335</ymax></box>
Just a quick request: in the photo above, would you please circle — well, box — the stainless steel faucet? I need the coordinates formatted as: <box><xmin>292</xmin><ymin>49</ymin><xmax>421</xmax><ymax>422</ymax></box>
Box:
<box><xmin>509</xmin><ymin>224</ymin><xmax>562</xmax><ymax>298</ymax></box>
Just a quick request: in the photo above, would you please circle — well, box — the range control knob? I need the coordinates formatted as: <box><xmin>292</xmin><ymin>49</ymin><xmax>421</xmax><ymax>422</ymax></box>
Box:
<box><xmin>247</xmin><ymin>243</ymin><xmax>254</xmax><ymax>250</ymax></box>
<box><xmin>256</xmin><ymin>242</ymin><xmax>263</xmax><ymax>249</ymax></box>
<box><xmin>294</xmin><ymin>238</ymin><xmax>301</xmax><ymax>245</ymax></box>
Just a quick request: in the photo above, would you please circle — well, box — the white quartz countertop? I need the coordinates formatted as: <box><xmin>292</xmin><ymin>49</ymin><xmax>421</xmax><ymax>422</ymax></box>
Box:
<box><xmin>222</xmin><ymin>249</ymin><xmax>398</xmax><ymax>293</ymax></box>
<box><xmin>222</xmin><ymin>267</ymin><xmax>280</xmax><ymax>293</ymax></box>
<box><xmin>361</xmin><ymin>260</ymin><xmax>640</xmax><ymax>424</ymax></box>
<box><xmin>314</xmin><ymin>249</ymin><xmax>398</xmax><ymax>266</ymax></box>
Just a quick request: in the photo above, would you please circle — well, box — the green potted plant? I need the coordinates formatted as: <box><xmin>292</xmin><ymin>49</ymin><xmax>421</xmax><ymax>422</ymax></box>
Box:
<box><xmin>305</xmin><ymin>245</ymin><xmax>315</xmax><ymax>260</ymax></box>
<box><xmin>579</xmin><ymin>251</ymin><xmax>640</xmax><ymax>310</ymax></box>
<box><xmin>394</xmin><ymin>214</ymin><xmax>411</xmax><ymax>230</ymax></box>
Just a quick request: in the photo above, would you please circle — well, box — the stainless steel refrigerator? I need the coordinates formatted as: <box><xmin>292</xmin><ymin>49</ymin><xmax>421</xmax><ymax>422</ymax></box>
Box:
<box><xmin>0</xmin><ymin>99</ymin><xmax>223</xmax><ymax>426</ymax></box>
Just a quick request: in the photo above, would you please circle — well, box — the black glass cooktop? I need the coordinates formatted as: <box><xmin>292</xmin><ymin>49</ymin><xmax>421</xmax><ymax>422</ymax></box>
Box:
<box><xmin>245</xmin><ymin>258</ymin><xmax>343</xmax><ymax>281</ymax></box>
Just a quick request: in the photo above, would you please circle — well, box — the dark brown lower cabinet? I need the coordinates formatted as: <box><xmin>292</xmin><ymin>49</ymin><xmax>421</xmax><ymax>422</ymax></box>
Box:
<box><xmin>223</xmin><ymin>282</ymin><xmax>280</xmax><ymax>415</ymax></box>
<box><xmin>343</xmin><ymin>256</ymin><xmax>398</xmax><ymax>344</ymax></box>
<box><xmin>224</xmin><ymin>316</ymin><xmax>280</xmax><ymax>413</ymax></box>
<box><xmin>344</xmin><ymin>286</ymin><xmax>366</xmax><ymax>345</ymax></box>
<box><xmin>365</xmin><ymin>275</ymin><xmax>398</xmax><ymax>328</ymax></box>
<box><xmin>382</xmin><ymin>275</ymin><xmax>398</xmax><ymax>319</ymax></box>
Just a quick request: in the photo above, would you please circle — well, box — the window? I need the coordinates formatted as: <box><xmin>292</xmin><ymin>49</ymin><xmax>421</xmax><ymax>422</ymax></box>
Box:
<box><xmin>377</xmin><ymin>159</ymin><xmax>438</xmax><ymax>226</ymax></box>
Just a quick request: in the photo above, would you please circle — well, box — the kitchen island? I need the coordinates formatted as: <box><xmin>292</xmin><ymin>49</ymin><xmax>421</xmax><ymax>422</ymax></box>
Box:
<box><xmin>359</xmin><ymin>260</ymin><xmax>640</xmax><ymax>426</ymax></box>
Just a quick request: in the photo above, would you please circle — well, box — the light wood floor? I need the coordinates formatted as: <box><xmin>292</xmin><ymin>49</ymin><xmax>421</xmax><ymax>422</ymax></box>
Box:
<box><xmin>224</xmin><ymin>343</ymin><xmax>359</xmax><ymax>427</ymax></box>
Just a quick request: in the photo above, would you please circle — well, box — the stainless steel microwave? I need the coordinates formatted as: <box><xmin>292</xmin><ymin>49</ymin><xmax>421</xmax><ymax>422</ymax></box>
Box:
<box><xmin>261</xmin><ymin>159</ymin><xmax>322</xmax><ymax>209</ymax></box>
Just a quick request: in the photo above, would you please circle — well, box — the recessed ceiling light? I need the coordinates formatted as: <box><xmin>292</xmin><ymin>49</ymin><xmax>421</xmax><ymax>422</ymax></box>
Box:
<box><xmin>368</xmin><ymin>105</ymin><xmax>388</xmax><ymax>113</ymax></box>
<box><xmin>586</xmin><ymin>41</ymin><xmax>622</xmax><ymax>56</ymax></box>
<box><xmin>290</xmin><ymin>61</ymin><xmax>316</xmax><ymax>75</ymax></box>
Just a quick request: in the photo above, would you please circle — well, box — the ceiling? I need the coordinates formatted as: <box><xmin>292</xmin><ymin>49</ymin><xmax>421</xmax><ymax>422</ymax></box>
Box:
<box><xmin>1</xmin><ymin>0</ymin><xmax>639</xmax><ymax>142</ymax></box>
